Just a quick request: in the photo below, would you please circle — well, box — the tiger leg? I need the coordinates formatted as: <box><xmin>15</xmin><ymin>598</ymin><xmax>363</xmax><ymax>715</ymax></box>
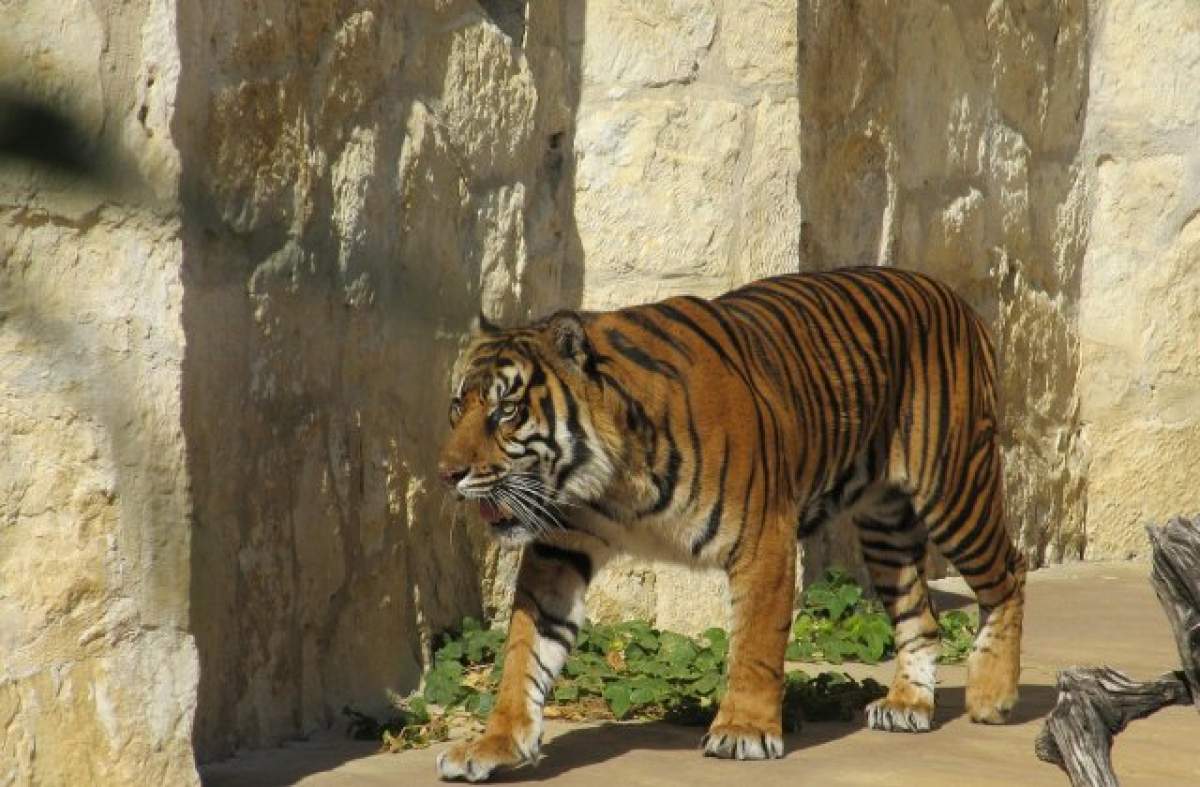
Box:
<box><xmin>704</xmin><ymin>524</ymin><xmax>793</xmax><ymax>760</ymax></box>
<box><xmin>436</xmin><ymin>543</ymin><xmax>596</xmax><ymax>782</ymax></box>
<box><xmin>925</xmin><ymin>447</ymin><xmax>1025</xmax><ymax>724</ymax></box>
<box><xmin>856</xmin><ymin>492</ymin><xmax>939</xmax><ymax>733</ymax></box>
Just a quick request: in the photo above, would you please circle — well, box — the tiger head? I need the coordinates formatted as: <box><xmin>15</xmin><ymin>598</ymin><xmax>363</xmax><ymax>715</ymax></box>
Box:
<box><xmin>438</xmin><ymin>311</ymin><xmax>617</xmax><ymax>545</ymax></box>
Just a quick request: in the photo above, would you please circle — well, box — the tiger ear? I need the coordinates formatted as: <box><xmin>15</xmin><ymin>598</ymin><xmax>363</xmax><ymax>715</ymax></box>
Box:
<box><xmin>470</xmin><ymin>312</ymin><xmax>501</xmax><ymax>335</ymax></box>
<box><xmin>544</xmin><ymin>310</ymin><xmax>593</xmax><ymax>368</ymax></box>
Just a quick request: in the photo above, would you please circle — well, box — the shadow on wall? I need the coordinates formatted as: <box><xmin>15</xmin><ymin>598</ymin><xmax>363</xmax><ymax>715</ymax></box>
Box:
<box><xmin>175</xmin><ymin>0</ymin><xmax>588</xmax><ymax>765</ymax></box>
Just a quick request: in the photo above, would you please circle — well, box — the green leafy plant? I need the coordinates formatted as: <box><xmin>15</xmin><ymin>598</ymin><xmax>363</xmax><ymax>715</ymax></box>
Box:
<box><xmin>356</xmin><ymin>573</ymin><xmax>975</xmax><ymax>752</ymax></box>
<box><xmin>787</xmin><ymin>569</ymin><xmax>894</xmax><ymax>664</ymax></box>
<box><xmin>936</xmin><ymin>608</ymin><xmax>978</xmax><ymax>663</ymax></box>
<box><xmin>787</xmin><ymin>569</ymin><xmax>979</xmax><ymax>665</ymax></box>
<box><xmin>422</xmin><ymin>616</ymin><xmax>504</xmax><ymax>716</ymax></box>
<box><xmin>558</xmin><ymin>621</ymin><xmax>730</xmax><ymax>723</ymax></box>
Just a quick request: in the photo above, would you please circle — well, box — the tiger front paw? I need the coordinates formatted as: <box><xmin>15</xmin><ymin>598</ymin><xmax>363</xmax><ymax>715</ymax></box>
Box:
<box><xmin>435</xmin><ymin>733</ymin><xmax>539</xmax><ymax>782</ymax></box>
<box><xmin>701</xmin><ymin>722</ymin><xmax>784</xmax><ymax>760</ymax></box>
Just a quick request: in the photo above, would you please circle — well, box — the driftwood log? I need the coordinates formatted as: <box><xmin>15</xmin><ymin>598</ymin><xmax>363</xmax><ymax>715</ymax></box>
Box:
<box><xmin>1147</xmin><ymin>517</ymin><xmax>1200</xmax><ymax>712</ymax></box>
<box><xmin>1035</xmin><ymin>515</ymin><xmax>1200</xmax><ymax>786</ymax></box>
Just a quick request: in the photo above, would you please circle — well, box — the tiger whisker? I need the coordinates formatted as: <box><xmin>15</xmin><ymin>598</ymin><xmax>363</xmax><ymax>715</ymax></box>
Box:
<box><xmin>495</xmin><ymin>487</ymin><xmax>549</xmax><ymax>535</ymax></box>
<box><xmin>499</xmin><ymin>480</ymin><xmax>569</xmax><ymax>529</ymax></box>
<box><xmin>502</xmin><ymin>475</ymin><xmax>581</xmax><ymax>512</ymax></box>
<box><xmin>503</xmin><ymin>489</ymin><xmax>558</xmax><ymax>533</ymax></box>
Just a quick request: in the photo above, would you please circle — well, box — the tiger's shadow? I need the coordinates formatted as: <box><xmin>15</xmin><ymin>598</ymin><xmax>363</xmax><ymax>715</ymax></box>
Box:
<box><xmin>490</xmin><ymin>683</ymin><xmax>1059</xmax><ymax>783</ymax></box>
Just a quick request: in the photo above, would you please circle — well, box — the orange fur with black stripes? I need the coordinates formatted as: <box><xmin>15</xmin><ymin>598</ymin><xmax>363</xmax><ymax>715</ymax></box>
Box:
<box><xmin>436</xmin><ymin>266</ymin><xmax>1025</xmax><ymax>781</ymax></box>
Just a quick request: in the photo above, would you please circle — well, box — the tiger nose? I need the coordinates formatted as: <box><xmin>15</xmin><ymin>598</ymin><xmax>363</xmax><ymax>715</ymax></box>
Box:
<box><xmin>438</xmin><ymin>463</ymin><xmax>468</xmax><ymax>487</ymax></box>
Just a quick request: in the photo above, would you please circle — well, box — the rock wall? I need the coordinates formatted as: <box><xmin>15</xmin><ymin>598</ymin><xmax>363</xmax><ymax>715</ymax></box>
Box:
<box><xmin>178</xmin><ymin>0</ymin><xmax>581</xmax><ymax>762</ymax></box>
<box><xmin>567</xmin><ymin>0</ymin><xmax>805</xmax><ymax>630</ymax></box>
<box><xmin>0</xmin><ymin>1</ymin><xmax>199</xmax><ymax>785</ymax></box>
<box><xmin>2</xmin><ymin>0</ymin><xmax>1200</xmax><ymax>782</ymax></box>
<box><xmin>1076</xmin><ymin>0</ymin><xmax>1200</xmax><ymax>558</ymax></box>
<box><xmin>3</xmin><ymin>0</ymin><xmax>582</xmax><ymax>781</ymax></box>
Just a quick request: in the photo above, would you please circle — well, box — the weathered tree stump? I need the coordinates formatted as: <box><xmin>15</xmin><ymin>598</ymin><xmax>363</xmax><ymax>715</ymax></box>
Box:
<box><xmin>1035</xmin><ymin>515</ymin><xmax>1200</xmax><ymax>786</ymax></box>
<box><xmin>1147</xmin><ymin>517</ymin><xmax>1200</xmax><ymax>712</ymax></box>
<box><xmin>1034</xmin><ymin>668</ymin><xmax>1191</xmax><ymax>786</ymax></box>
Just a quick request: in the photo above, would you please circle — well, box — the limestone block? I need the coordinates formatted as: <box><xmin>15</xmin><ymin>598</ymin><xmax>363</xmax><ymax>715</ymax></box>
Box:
<box><xmin>470</xmin><ymin>185</ymin><xmax>531</xmax><ymax>323</ymax></box>
<box><xmin>1039</xmin><ymin>0</ymin><xmax>1089</xmax><ymax>157</ymax></box>
<box><xmin>735</xmin><ymin>97</ymin><xmax>802</xmax><ymax>283</ymax></box>
<box><xmin>983</xmin><ymin>123</ymin><xmax>1034</xmax><ymax>259</ymax></box>
<box><xmin>586</xmin><ymin>558</ymin><xmax>659</xmax><ymax>625</ymax></box>
<box><xmin>0</xmin><ymin>209</ymin><xmax>196</xmax><ymax>786</ymax></box>
<box><xmin>184</xmin><ymin>0</ymin><xmax>579</xmax><ymax>763</ymax></box>
<box><xmin>721</xmin><ymin>0</ymin><xmax>799</xmax><ymax>86</ymax></box>
<box><xmin>0</xmin><ymin>0</ymin><xmax>106</xmax><ymax>139</ymax></box>
<box><xmin>1087</xmin><ymin>0</ymin><xmax>1200</xmax><ymax>138</ymax></box>
<box><xmin>575</xmin><ymin>96</ymin><xmax>747</xmax><ymax>308</ymax></box>
<box><xmin>582</xmin><ymin>0</ymin><xmax>717</xmax><ymax>87</ymax></box>
<box><xmin>1</xmin><ymin>5</ymin><xmax>198</xmax><ymax>784</ymax></box>
<box><xmin>894</xmin><ymin>0</ymin><xmax>984</xmax><ymax>188</ymax></box>
<box><xmin>985</xmin><ymin>0</ymin><xmax>1051</xmax><ymax>148</ymax></box>
<box><xmin>1080</xmin><ymin>152</ymin><xmax>1200</xmax><ymax>558</ymax></box>
<box><xmin>437</xmin><ymin>16</ymin><xmax>540</xmax><ymax>179</ymax></box>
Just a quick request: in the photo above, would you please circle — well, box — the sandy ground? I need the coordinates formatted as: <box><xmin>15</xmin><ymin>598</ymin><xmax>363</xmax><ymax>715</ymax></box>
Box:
<box><xmin>200</xmin><ymin>561</ymin><xmax>1200</xmax><ymax>786</ymax></box>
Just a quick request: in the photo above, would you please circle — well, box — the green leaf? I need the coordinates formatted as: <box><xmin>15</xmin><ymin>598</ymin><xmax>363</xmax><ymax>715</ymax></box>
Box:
<box><xmin>701</xmin><ymin>628</ymin><xmax>728</xmax><ymax>659</ymax></box>
<box><xmin>636</xmin><ymin>630</ymin><xmax>660</xmax><ymax>651</ymax></box>
<box><xmin>576</xmin><ymin>674</ymin><xmax>604</xmax><ymax>694</ymax></box>
<box><xmin>554</xmin><ymin>684</ymin><xmax>579</xmax><ymax>702</ymax></box>
<box><xmin>658</xmin><ymin>632</ymin><xmax>698</xmax><ymax>665</ymax></box>
<box><xmin>423</xmin><ymin>670</ymin><xmax>465</xmax><ymax>707</ymax></box>
<box><xmin>604</xmin><ymin>683</ymin><xmax>633</xmax><ymax>719</ymax></box>
<box><xmin>406</xmin><ymin>696</ymin><xmax>431</xmax><ymax>724</ymax></box>
<box><xmin>630</xmin><ymin>686</ymin><xmax>657</xmax><ymax>706</ymax></box>
<box><xmin>691</xmin><ymin>672</ymin><xmax>721</xmax><ymax>695</ymax></box>
<box><xmin>465</xmin><ymin>691</ymin><xmax>494</xmax><ymax>718</ymax></box>
<box><xmin>835</xmin><ymin>584</ymin><xmax>863</xmax><ymax>618</ymax></box>
<box><xmin>436</xmin><ymin>640</ymin><xmax>465</xmax><ymax>663</ymax></box>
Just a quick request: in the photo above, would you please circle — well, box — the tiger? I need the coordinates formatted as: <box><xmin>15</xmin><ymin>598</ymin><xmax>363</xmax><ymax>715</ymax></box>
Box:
<box><xmin>435</xmin><ymin>266</ymin><xmax>1026</xmax><ymax>781</ymax></box>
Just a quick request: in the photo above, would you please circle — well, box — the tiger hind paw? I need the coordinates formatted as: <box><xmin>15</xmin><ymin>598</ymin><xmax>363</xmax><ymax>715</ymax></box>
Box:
<box><xmin>701</xmin><ymin>724</ymin><xmax>785</xmax><ymax>760</ymax></box>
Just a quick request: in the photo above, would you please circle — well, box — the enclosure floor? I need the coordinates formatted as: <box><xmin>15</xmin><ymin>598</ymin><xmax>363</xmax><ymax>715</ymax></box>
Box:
<box><xmin>200</xmin><ymin>561</ymin><xmax>1200</xmax><ymax>786</ymax></box>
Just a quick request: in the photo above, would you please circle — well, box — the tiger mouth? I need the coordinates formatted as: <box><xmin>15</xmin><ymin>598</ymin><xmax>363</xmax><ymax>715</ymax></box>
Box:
<box><xmin>479</xmin><ymin>499</ymin><xmax>517</xmax><ymax>530</ymax></box>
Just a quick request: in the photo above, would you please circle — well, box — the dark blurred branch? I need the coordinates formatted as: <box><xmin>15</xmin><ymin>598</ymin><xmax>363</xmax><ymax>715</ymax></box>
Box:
<box><xmin>0</xmin><ymin>90</ymin><xmax>95</xmax><ymax>175</ymax></box>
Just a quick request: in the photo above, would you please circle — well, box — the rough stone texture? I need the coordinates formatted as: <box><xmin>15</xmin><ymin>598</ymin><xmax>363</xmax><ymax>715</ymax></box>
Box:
<box><xmin>0</xmin><ymin>1</ymin><xmax>199</xmax><ymax>785</ymax></box>
<box><xmin>569</xmin><ymin>0</ymin><xmax>803</xmax><ymax>630</ymax></box>
<box><xmin>1076</xmin><ymin>0</ymin><xmax>1200</xmax><ymax>559</ymax></box>
<box><xmin>177</xmin><ymin>0</ymin><xmax>581</xmax><ymax>762</ymax></box>
<box><xmin>2</xmin><ymin>0</ymin><xmax>582</xmax><ymax>782</ymax></box>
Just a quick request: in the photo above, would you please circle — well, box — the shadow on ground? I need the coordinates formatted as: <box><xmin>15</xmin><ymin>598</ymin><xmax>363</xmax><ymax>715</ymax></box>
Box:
<box><xmin>199</xmin><ymin>738</ymin><xmax>379</xmax><ymax>787</ymax></box>
<box><xmin>486</xmin><ymin>682</ymin><xmax>1059</xmax><ymax>783</ymax></box>
<box><xmin>929</xmin><ymin>586</ymin><xmax>975</xmax><ymax>612</ymax></box>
